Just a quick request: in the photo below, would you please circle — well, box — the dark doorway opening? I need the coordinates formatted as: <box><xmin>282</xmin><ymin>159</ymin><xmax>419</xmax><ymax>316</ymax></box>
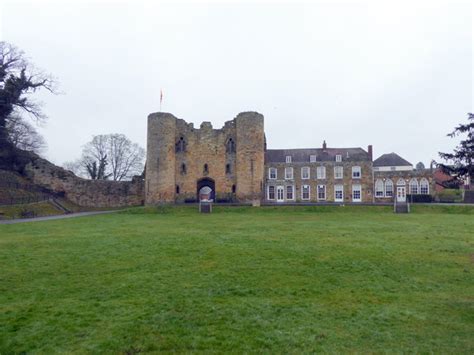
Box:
<box><xmin>197</xmin><ymin>177</ymin><xmax>215</xmax><ymax>201</ymax></box>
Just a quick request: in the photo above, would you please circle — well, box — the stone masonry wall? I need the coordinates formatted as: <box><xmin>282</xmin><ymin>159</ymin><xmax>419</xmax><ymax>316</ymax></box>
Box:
<box><xmin>235</xmin><ymin>113</ymin><xmax>265</xmax><ymax>203</ymax></box>
<box><xmin>173</xmin><ymin>118</ymin><xmax>236</xmax><ymax>203</ymax></box>
<box><xmin>146</xmin><ymin>113</ymin><xmax>176</xmax><ymax>203</ymax></box>
<box><xmin>24</xmin><ymin>156</ymin><xmax>144</xmax><ymax>207</ymax></box>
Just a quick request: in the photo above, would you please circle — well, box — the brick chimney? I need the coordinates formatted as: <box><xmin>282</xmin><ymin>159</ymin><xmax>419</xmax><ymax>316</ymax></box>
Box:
<box><xmin>368</xmin><ymin>145</ymin><xmax>373</xmax><ymax>160</ymax></box>
<box><xmin>323</xmin><ymin>140</ymin><xmax>327</xmax><ymax>150</ymax></box>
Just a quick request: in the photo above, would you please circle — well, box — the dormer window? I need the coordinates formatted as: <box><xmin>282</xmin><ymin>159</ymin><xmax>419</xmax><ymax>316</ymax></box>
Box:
<box><xmin>286</xmin><ymin>156</ymin><xmax>292</xmax><ymax>163</ymax></box>
<box><xmin>335</xmin><ymin>154</ymin><xmax>342</xmax><ymax>162</ymax></box>
<box><xmin>310</xmin><ymin>155</ymin><xmax>317</xmax><ymax>163</ymax></box>
<box><xmin>175</xmin><ymin>137</ymin><xmax>186</xmax><ymax>153</ymax></box>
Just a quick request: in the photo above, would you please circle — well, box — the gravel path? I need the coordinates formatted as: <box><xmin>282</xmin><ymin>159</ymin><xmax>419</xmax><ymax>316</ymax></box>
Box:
<box><xmin>0</xmin><ymin>210</ymin><xmax>120</xmax><ymax>225</ymax></box>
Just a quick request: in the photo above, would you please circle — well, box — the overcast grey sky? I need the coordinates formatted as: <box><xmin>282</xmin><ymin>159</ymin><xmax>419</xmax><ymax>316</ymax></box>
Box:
<box><xmin>1</xmin><ymin>0</ymin><xmax>472</xmax><ymax>166</ymax></box>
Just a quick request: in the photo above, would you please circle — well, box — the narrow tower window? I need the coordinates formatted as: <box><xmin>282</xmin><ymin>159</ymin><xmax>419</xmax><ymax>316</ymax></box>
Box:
<box><xmin>226</xmin><ymin>163</ymin><xmax>231</xmax><ymax>174</ymax></box>
<box><xmin>232</xmin><ymin>185</ymin><xmax>236</xmax><ymax>193</ymax></box>
<box><xmin>175</xmin><ymin>137</ymin><xmax>186</xmax><ymax>152</ymax></box>
<box><xmin>226</xmin><ymin>138</ymin><xmax>236</xmax><ymax>153</ymax></box>
<box><xmin>176</xmin><ymin>185</ymin><xmax>180</xmax><ymax>194</ymax></box>
<box><xmin>203</xmin><ymin>164</ymin><xmax>209</xmax><ymax>174</ymax></box>
<box><xmin>181</xmin><ymin>163</ymin><xmax>186</xmax><ymax>174</ymax></box>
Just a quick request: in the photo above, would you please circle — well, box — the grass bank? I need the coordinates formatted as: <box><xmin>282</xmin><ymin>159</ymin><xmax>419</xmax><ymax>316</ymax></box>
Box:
<box><xmin>1</xmin><ymin>205</ymin><xmax>473</xmax><ymax>352</ymax></box>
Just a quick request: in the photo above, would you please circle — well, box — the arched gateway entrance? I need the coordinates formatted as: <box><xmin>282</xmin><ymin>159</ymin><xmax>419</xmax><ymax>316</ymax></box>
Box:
<box><xmin>197</xmin><ymin>178</ymin><xmax>215</xmax><ymax>201</ymax></box>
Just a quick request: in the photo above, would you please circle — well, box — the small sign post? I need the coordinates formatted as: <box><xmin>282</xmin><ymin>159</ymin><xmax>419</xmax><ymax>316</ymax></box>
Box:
<box><xmin>199</xmin><ymin>200</ymin><xmax>212</xmax><ymax>213</ymax></box>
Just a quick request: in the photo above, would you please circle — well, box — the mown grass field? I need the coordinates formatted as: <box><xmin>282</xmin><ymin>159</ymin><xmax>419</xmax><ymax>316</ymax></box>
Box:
<box><xmin>1</xmin><ymin>205</ymin><xmax>473</xmax><ymax>353</ymax></box>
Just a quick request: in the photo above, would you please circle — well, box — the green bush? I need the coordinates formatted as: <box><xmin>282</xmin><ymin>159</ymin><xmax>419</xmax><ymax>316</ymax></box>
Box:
<box><xmin>436</xmin><ymin>189</ymin><xmax>463</xmax><ymax>203</ymax></box>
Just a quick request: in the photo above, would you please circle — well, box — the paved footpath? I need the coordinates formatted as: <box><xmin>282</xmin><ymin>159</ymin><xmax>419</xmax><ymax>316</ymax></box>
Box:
<box><xmin>0</xmin><ymin>211</ymin><xmax>120</xmax><ymax>225</ymax></box>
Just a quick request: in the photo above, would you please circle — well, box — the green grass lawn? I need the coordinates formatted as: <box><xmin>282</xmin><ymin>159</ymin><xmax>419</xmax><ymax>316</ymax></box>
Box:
<box><xmin>1</xmin><ymin>205</ymin><xmax>473</xmax><ymax>353</ymax></box>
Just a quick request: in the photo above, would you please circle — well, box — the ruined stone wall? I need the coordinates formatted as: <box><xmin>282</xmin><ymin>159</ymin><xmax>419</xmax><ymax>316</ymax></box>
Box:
<box><xmin>145</xmin><ymin>111</ymin><xmax>265</xmax><ymax>204</ymax></box>
<box><xmin>264</xmin><ymin>160</ymin><xmax>373</xmax><ymax>203</ymax></box>
<box><xmin>24</xmin><ymin>157</ymin><xmax>144</xmax><ymax>207</ymax></box>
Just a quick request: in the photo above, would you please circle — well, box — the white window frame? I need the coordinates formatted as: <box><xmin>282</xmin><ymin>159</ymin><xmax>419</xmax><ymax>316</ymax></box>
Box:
<box><xmin>335</xmin><ymin>154</ymin><xmax>342</xmax><ymax>162</ymax></box>
<box><xmin>317</xmin><ymin>184</ymin><xmax>326</xmax><ymax>201</ymax></box>
<box><xmin>334</xmin><ymin>166</ymin><xmax>343</xmax><ymax>179</ymax></box>
<box><xmin>267</xmin><ymin>185</ymin><xmax>275</xmax><ymax>200</ymax></box>
<box><xmin>301</xmin><ymin>185</ymin><xmax>310</xmax><ymax>200</ymax></box>
<box><xmin>352</xmin><ymin>184</ymin><xmax>362</xmax><ymax>202</ymax></box>
<box><xmin>276</xmin><ymin>186</ymin><xmax>284</xmax><ymax>202</ymax></box>
<box><xmin>352</xmin><ymin>166</ymin><xmax>361</xmax><ymax>179</ymax></box>
<box><xmin>285</xmin><ymin>167</ymin><xmax>294</xmax><ymax>180</ymax></box>
<box><xmin>385</xmin><ymin>179</ymin><xmax>394</xmax><ymax>197</ymax></box>
<box><xmin>420</xmin><ymin>178</ymin><xmax>429</xmax><ymax>194</ymax></box>
<box><xmin>334</xmin><ymin>184</ymin><xmax>344</xmax><ymax>202</ymax></box>
<box><xmin>268</xmin><ymin>167</ymin><xmax>277</xmax><ymax>180</ymax></box>
<box><xmin>286</xmin><ymin>185</ymin><xmax>294</xmax><ymax>200</ymax></box>
<box><xmin>316</xmin><ymin>166</ymin><xmax>326</xmax><ymax>179</ymax></box>
<box><xmin>375</xmin><ymin>179</ymin><xmax>384</xmax><ymax>197</ymax></box>
<box><xmin>286</xmin><ymin>156</ymin><xmax>292</xmax><ymax>163</ymax></box>
<box><xmin>310</xmin><ymin>155</ymin><xmax>317</xmax><ymax>163</ymax></box>
<box><xmin>301</xmin><ymin>166</ymin><xmax>310</xmax><ymax>180</ymax></box>
<box><xmin>409</xmin><ymin>178</ymin><xmax>419</xmax><ymax>194</ymax></box>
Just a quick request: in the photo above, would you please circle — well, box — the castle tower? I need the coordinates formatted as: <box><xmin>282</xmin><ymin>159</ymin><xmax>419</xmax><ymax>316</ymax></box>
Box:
<box><xmin>146</xmin><ymin>112</ymin><xmax>177</xmax><ymax>204</ymax></box>
<box><xmin>235</xmin><ymin>112</ymin><xmax>265</xmax><ymax>203</ymax></box>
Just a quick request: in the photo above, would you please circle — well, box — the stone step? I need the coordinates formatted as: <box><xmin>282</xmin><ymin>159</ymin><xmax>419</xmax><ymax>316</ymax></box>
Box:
<box><xmin>464</xmin><ymin>190</ymin><xmax>474</xmax><ymax>204</ymax></box>
<box><xmin>395</xmin><ymin>203</ymin><xmax>409</xmax><ymax>213</ymax></box>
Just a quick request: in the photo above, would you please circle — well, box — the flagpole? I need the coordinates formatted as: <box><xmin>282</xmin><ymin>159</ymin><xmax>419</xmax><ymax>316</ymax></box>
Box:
<box><xmin>160</xmin><ymin>89</ymin><xmax>163</xmax><ymax>112</ymax></box>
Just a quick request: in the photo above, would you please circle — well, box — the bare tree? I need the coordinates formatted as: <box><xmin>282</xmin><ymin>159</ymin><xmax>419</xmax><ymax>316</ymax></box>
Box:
<box><xmin>6</xmin><ymin>114</ymin><xmax>47</xmax><ymax>154</ymax></box>
<box><xmin>0</xmin><ymin>41</ymin><xmax>56</xmax><ymax>151</ymax></box>
<box><xmin>69</xmin><ymin>134</ymin><xmax>145</xmax><ymax>181</ymax></box>
<box><xmin>106</xmin><ymin>134</ymin><xmax>145</xmax><ymax>181</ymax></box>
<box><xmin>80</xmin><ymin>135</ymin><xmax>112</xmax><ymax>180</ymax></box>
<box><xmin>62</xmin><ymin>160</ymin><xmax>84</xmax><ymax>177</ymax></box>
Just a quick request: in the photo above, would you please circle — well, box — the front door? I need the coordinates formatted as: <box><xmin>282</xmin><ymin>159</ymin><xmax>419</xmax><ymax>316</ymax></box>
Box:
<box><xmin>397</xmin><ymin>186</ymin><xmax>406</xmax><ymax>202</ymax></box>
<box><xmin>276</xmin><ymin>186</ymin><xmax>284</xmax><ymax>202</ymax></box>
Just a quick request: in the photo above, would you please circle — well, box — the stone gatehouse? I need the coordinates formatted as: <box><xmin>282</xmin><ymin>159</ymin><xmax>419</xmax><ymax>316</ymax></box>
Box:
<box><xmin>145</xmin><ymin>111</ymin><xmax>435</xmax><ymax>205</ymax></box>
<box><xmin>146</xmin><ymin>112</ymin><xmax>264</xmax><ymax>204</ymax></box>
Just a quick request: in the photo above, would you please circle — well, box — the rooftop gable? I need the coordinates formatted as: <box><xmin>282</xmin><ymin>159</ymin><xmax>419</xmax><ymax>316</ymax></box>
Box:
<box><xmin>373</xmin><ymin>153</ymin><xmax>412</xmax><ymax>167</ymax></box>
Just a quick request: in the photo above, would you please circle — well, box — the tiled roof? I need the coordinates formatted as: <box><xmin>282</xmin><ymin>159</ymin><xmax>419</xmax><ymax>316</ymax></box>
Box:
<box><xmin>373</xmin><ymin>153</ymin><xmax>412</xmax><ymax>167</ymax></box>
<box><xmin>265</xmin><ymin>148</ymin><xmax>370</xmax><ymax>163</ymax></box>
